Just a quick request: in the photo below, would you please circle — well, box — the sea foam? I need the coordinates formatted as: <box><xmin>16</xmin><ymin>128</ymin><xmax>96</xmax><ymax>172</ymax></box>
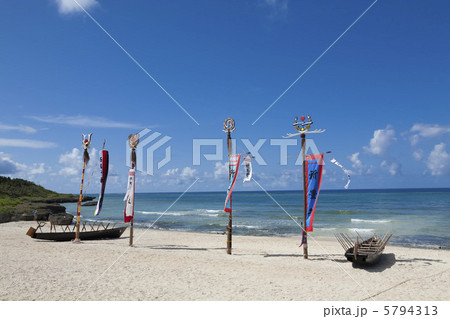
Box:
<box><xmin>351</xmin><ymin>218</ymin><xmax>391</xmax><ymax>223</ymax></box>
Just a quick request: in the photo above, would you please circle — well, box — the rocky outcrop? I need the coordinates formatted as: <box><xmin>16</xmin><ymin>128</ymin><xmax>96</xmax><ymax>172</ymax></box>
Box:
<box><xmin>82</xmin><ymin>201</ymin><xmax>98</xmax><ymax>207</ymax></box>
<box><xmin>29</xmin><ymin>196</ymin><xmax>95</xmax><ymax>204</ymax></box>
<box><xmin>0</xmin><ymin>176</ymin><xmax>93</xmax><ymax>224</ymax></box>
<box><xmin>33</xmin><ymin>204</ymin><xmax>66</xmax><ymax>215</ymax></box>
<box><xmin>0</xmin><ymin>202</ymin><xmax>74</xmax><ymax>223</ymax></box>
<box><xmin>34</xmin><ymin>211</ymin><xmax>51</xmax><ymax>221</ymax></box>
<box><xmin>48</xmin><ymin>213</ymin><xmax>74</xmax><ymax>225</ymax></box>
<box><xmin>0</xmin><ymin>212</ymin><xmax>13</xmax><ymax>223</ymax></box>
<box><xmin>12</xmin><ymin>213</ymin><xmax>34</xmax><ymax>221</ymax></box>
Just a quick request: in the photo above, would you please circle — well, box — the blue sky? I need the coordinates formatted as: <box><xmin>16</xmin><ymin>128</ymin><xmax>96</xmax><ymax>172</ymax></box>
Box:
<box><xmin>0</xmin><ymin>0</ymin><xmax>449</xmax><ymax>193</ymax></box>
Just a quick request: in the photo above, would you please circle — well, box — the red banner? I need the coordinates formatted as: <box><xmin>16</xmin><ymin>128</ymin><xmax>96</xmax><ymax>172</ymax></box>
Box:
<box><xmin>123</xmin><ymin>169</ymin><xmax>135</xmax><ymax>223</ymax></box>
<box><xmin>224</xmin><ymin>154</ymin><xmax>241</xmax><ymax>213</ymax></box>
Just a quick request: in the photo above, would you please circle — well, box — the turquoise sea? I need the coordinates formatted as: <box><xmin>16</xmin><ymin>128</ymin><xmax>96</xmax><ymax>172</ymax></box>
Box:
<box><xmin>62</xmin><ymin>188</ymin><xmax>450</xmax><ymax>249</ymax></box>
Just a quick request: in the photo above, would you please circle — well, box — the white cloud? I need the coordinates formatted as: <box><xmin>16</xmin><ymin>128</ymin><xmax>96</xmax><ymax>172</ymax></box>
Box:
<box><xmin>409</xmin><ymin>134</ymin><xmax>420</xmax><ymax>146</ymax></box>
<box><xmin>180</xmin><ymin>167</ymin><xmax>197</xmax><ymax>179</ymax></box>
<box><xmin>380</xmin><ymin>160</ymin><xmax>401</xmax><ymax>176</ymax></box>
<box><xmin>54</xmin><ymin>0</ymin><xmax>99</xmax><ymax>15</ymax></box>
<box><xmin>409</xmin><ymin>123</ymin><xmax>450</xmax><ymax>145</ymax></box>
<box><xmin>411</xmin><ymin>123</ymin><xmax>450</xmax><ymax>138</ymax></box>
<box><xmin>29</xmin><ymin>114</ymin><xmax>137</xmax><ymax>129</ymax></box>
<box><xmin>274</xmin><ymin>169</ymin><xmax>299</xmax><ymax>187</ymax></box>
<box><xmin>58</xmin><ymin>148</ymin><xmax>82</xmax><ymax>176</ymax></box>
<box><xmin>58</xmin><ymin>167</ymin><xmax>79</xmax><ymax>177</ymax></box>
<box><xmin>0</xmin><ymin>152</ymin><xmax>20</xmax><ymax>174</ymax></box>
<box><xmin>163</xmin><ymin>168</ymin><xmax>179</xmax><ymax>176</ymax></box>
<box><xmin>161</xmin><ymin>166</ymin><xmax>198</xmax><ymax>185</ymax></box>
<box><xmin>27</xmin><ymin>163</ymin><xmax>46</xmax><ymax>175</ymax></box>
<box><xmin>348</xmin><ymin>152</ymin><xmax>371</xmax><ymax>175</ymax></box>
<box><xmin>0</xmin><ymin>123</ymin><xmax>37</xmax><ymax>134</ymax></box>
<box><xmin>262</xmin><ymin>0</ymin><xmax>288</xmax><ymax>17</ymax></box>
<box><xmin>0</xmin><ymin>152</ymin><xmax>46</xmax><ymax>177</ymax></box>
<box><xmin>253</xmin><ymin>169</ymin><xmax>299</xmax><ymax>189</ymax></box>
<box><xmin>363</xmin><ymin>126</ymin><xmax>396</xmax><ymax>155</ymax></box>
<box><xmin>214</xmin><ymin>162</ymin><xmax>229</xmax><ymax>179</ymax></box>
<box><xmin>58</xmin><ymin>147</ymin><xmax>97</xmax><ymax>177</ymax></box>
<box><xmin>412</xmin><ymin>149</ymin><xmax>424</xmax><ymax>161</ymax></box>
<box><xmin>427</xmin><ymin>143</ymin><xmax>449</xmax><ymax>176</ymax></box>
<box><xmin>0</xmin><ymin>138</ymin><xmax>57</xmax><ymax>148</ymax></box>
<box><xmin>349</xmin><ymin>152</ymin><xmax>363</xmax><ymax>172</ymax></box>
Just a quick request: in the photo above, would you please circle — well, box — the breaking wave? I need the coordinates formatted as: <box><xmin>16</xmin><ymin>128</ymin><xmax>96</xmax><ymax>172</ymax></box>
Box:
<box><xmin>351</xmin><ymin>219</ymin><xmax>392</xmax><ymax>223</ymax></box>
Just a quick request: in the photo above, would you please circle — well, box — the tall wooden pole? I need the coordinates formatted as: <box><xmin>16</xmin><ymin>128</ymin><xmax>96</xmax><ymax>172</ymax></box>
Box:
<box><xmin>74</xmin><ymin>133</ymin><xmax>92</xmax><ymax>243</ymax></box>
<box><xmin>226</xmin><ymin>131</ymin><xmax>232</xmax><ymax>255</ymax></box>
<box><xmin>127</xmin><ymin>133</ymin><xmax>139</xmax><ymax>247</ymax></box>
<box><xmin>129</xmin><ymin>150</ymin><xmax>136</xmax><ymax>247</ymax></box>
<box><xmin>129</xmin><ymin>213</ymin><xmax>134</xmax><ymax>246</ymax></box>
<box><xmin>301</xmin><ymin>133</ymin><xmax>308</xmax><ymax>259</ymax></box>
<box><xmin>74</xmin><ymin>159</ymin><xmax>86</xmax><ymax>243</ymax></box>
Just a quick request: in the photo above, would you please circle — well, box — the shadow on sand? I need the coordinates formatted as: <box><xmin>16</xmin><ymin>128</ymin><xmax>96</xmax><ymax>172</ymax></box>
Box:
<box><xmin>144</xmin><ymin>244</ymin><xmax>208</xmax><ymax>251</ymax></box>
<box><xmin>263</xmin><ymin>253</ymin><xmax>345</xmax><ymax>260</ymax></box>
<box><xmin>263</xmin><ymin>253</ymin><xmax>401</xmax><ymax>273</ymax></box>
<box><xmin>350</xmin><ymin>253</ymin><xmax>397</xmax><ymax>272</ymax></box>
<box><xmin>263</xmin><ymin>254</ymin><xmax>302</xmax><ymax>258</ymax></box>
<box><xmin>353</xmin><ymin>254</ymin><xmax>445</xmax><ymax>272</ymax></box>
<box><xmin>307</xmin><ymin>254</ymin><xmax>348</xmax><ymax>262</ymax></box>
<box><xmin>394</xmin><ymin>256</ymin><xmax>445</xmax><ymax>265</ymax></box>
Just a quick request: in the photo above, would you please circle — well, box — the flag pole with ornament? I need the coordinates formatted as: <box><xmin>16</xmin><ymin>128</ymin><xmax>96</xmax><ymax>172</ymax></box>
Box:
<box><xmin>124</xmin><ymin>133</ymin><xmax>139</xmax><ymax>247</ymax></box>
<box><xmin>223</xmin><ymin>118</ymin><xmax>238</xmax><ymax>255</ymax></box>
<box><xmin>73</xmin><ymin>133</ymin><xmax>92</xmax><ymax>243</ymax></box>
<box><xmin>284</xmin><ymin>115</ymin><xmax>325</xmax><ymax>259</ymax></box>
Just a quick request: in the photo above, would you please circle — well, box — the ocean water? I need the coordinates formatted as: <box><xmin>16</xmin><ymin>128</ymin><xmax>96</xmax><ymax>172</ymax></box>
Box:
<box><xmin>62</xmin><ymin>188</ymin><xmax>450</xmax><ymax>249</ymax></box>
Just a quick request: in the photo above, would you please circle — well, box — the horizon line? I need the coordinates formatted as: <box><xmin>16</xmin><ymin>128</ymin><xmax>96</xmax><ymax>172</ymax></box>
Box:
<box><xmin>81</xmin><ymin>187</ymin><xmax>450</xmax><ymax>196</ymax></box>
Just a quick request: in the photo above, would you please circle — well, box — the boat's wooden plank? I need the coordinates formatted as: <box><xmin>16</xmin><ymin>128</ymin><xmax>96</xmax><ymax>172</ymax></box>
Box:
<box><xmin>342</xmin><ymin>233</ymin><xmax>354</xmax><ymax>247</ymax></box>
<box><xmin>335</xmin><ymin>234</ymin><xmax>352</xmax><ymax>251</ymax></box>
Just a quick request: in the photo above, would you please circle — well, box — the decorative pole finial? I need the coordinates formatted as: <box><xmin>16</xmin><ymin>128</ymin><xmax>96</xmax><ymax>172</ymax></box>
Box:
<box><xmin>293</xmin><ymin>115</ymin><xmax>313</xmax><ymax>132</ymax></box>
<box><xmin>128</xmin><ymin>133</ymin><xmax>140</xmax><ymax>150</ymax></box>
<box><xmin>128</xmin><ymin>133</ymin><xmax>140</xmax><ymax>167</ymax></box>
<box><xmin>223</xmin><ymin>118</ymin><xmax>235</xmax><ymax>133</ymax></box>
<box><xmin>284</xmin><ymin>115</ymin><xmax>325</xmax><ymax>138</ymax></box>
<box><xmin>82</xmin><ymin>133</ymin><xmax>93</xmax><ymax>150</ymax></box>
<box><xmin>81</xmin><ymin>133</ymin><xmax>93</xmax><ymax>164</ymax></box>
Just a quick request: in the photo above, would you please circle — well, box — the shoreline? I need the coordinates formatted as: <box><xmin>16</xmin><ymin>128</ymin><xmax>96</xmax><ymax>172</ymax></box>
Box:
<box><xmin>73</xmin><ymin>218</ymin><xmax>450</xmax><ymax>251</ymax></box>
<box><xmin>61</xmin><ymin>188</ymin><xmax>450</xmax><ymax>251</ymax></box>
<box><xmin>131</xmin><ymin>226</ymin><xmax>449</xmax><ymax>251</ymax></box>
<box><xmin>1</xmin><ymin>221</ymin><xmax>449</xmax><ymax>301</ymax></box>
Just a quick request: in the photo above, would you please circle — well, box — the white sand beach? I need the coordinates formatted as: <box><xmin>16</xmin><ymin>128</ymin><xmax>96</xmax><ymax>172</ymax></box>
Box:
<box><xmin>0</xmin><ymin>221</ymin><xmax>449</xmax><ymax>301</ymax></box>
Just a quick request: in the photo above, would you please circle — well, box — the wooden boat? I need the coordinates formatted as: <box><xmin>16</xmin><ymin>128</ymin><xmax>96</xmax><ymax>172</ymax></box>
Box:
<box><xmin>335</xmin><ymin>232</ymin><xmax>392</xmax><ymax>265</ymax></box>
<box><xmin>26</xmin><ymin>221</ymin><xmax>127</xmax><ymax>242</ymax></box>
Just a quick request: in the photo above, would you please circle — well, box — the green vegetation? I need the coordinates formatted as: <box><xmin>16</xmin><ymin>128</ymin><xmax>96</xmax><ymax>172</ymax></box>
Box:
<box><xmin>0</xmin><ymin>197</ymin><xmax>22</xmax><ymax>207</ymax></box>
<box><xmin>0</xmin><ymin>177</ymin><xmax>93</xmax><ymax>222</ymax></box>
<box><xmin>0</xmin><ymin>176</ymin><xmax>59</xmax><ymax>199</ymax></box>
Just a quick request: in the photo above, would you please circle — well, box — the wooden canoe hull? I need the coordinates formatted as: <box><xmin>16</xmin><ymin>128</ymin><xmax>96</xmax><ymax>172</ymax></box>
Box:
<box><xmin>336</xmin><ymin>233</ymin><xmax>392</xmax><ymax>266</ymax></box>
<box><xmin>28</xmin><ymin>226</ymin><xmax>127</xmax><ymax>241</ymax></box>
<box><xmin>344</xmin><ymin>247</ymin><xmax>382</xmax><ymax>265</ymax></box>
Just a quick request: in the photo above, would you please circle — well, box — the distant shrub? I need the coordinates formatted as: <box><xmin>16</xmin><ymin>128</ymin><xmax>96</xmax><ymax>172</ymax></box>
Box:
<box><xmin>0</xmin><ymin>197</ymin><xmax>22</xmax><ymax>207</ymax></box>
<box><xmin>0</xmin><ymin>176</ymin><xmax>58</xmax><ymax>198</ymax></box>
